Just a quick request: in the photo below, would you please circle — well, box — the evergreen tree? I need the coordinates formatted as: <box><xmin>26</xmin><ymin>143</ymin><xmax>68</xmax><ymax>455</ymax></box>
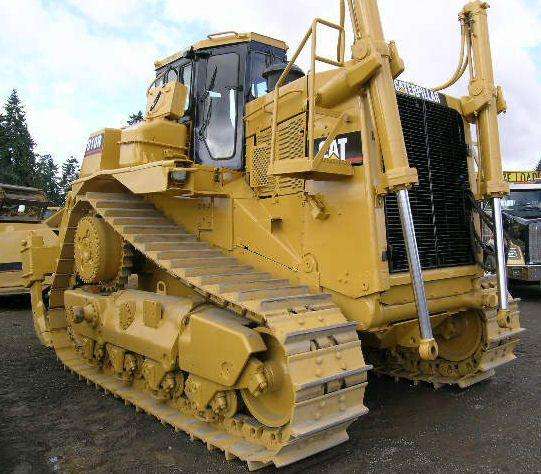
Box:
<box><xmin>35</xmin><ymin>154</ymin><xmax>61</xmax><ymax>204</ymax></box>
<box><xmin>0</xmin><ymin>90</ymin><xmax>81</xmax><ymax>205</ymax></box>
<box><xmin>127</xmin><ymin>110</ymin><xmax>144</xmax><ymax>125</ymax></box>
<box><xmin>1</xmin><ymin>90</ymin><xmax>37</xmax><ymax>186</ymax></box>
<box><xmin>537</xmin><ymin>158</ymin><xmax>541</xmax><ymax>172</ymax></box>
<box><xmin>0</xmin><ymin>111</ymin><xmax>8</xmax><ymax>183</ymax></box>
<box><xmin>58</xmin><ymin>156</ymin><xmax>80</xmax><ymax>203</ymax></box>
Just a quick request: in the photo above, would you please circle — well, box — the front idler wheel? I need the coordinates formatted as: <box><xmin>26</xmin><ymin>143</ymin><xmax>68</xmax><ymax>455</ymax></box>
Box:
<box><xmin>241</xmin><ymin>333</ymin><xmax>294</xmax><ymax>428</ymax></box>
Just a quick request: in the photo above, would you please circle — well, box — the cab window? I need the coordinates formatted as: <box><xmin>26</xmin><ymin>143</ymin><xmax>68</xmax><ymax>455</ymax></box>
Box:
<box><xmin>202</xmin><ymin>52</ymin><xmax>240</xmax><ymax>160</ymax></box>
<box><xmin>165</xmin><ymin>67</ymin><xmax>178</xmax><ymax>84</ymax></box>
<box><xmin>180</xmin><ymin>63</ymin><xmax>193</xmax><ymax>111</ymax></box>
<box><xmin>250</xmin><ymin>52</ymin><xmax>271</xmax><ymax>100</ymax></box>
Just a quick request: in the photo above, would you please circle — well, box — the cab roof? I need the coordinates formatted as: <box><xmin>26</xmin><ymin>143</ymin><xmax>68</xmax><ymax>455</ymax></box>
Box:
<box><xmin>154</xmin><ymin>32</ymin><xmax>288</xmax><ymax>70</ymax></box>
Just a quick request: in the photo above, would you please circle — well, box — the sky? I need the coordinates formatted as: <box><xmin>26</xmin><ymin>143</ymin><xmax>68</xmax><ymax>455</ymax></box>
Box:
<box><xmin>0</xmin><ymin>0</ymin><xmax>540</xmax><ymax>170</ymax></box>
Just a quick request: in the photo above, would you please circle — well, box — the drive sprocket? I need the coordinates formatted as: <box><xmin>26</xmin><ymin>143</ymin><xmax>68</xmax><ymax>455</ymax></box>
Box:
<box><xmin>74</xmin><ymin>215</ymin><xmax>132</xmax><ymax>292</ymax></box>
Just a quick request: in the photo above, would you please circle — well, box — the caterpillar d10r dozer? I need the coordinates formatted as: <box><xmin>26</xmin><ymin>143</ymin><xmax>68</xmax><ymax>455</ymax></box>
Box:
<box><xmin>21</xmin><ymin>0</ymin><xmax>523</xmax><ymax>469</ymax></box>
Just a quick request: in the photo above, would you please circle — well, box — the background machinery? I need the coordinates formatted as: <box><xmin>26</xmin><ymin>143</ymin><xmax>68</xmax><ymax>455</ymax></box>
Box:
<box><xmin>0</xmin><ymin>184</ymin><xmax>57</xmax><ymax>296</ymax></box>
<box><xmin>21</xmin><ymin>0</ymin><xmax>523</xmax><ymax>468</ymax></box>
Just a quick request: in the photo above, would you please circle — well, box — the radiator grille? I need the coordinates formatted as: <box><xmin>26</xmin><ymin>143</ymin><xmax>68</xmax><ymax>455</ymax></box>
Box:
<box><xmin>385</xmin><ymin>94</ymin><xmax>475</xmax><ymax>273</ymax></box>
<box><xmin>529</xmin><ymin>223</ymin><xmax>541</xmax><ymax>264</ymax></box>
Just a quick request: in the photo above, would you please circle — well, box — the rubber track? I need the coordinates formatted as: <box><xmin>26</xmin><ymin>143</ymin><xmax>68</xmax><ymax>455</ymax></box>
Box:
<box><xmin>45</xmin><ymin>192</ymin><xmax>371</xmax><ymax>469</ymax></box>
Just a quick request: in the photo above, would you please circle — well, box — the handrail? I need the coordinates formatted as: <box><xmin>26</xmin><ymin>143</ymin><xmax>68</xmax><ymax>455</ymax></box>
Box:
<box><xmin>269</xmin><ymin>1</ymin><xmax>347</xmax><ymax>167</ymax></box>
<box><xmin>207</xmin><ymin>31</ymin><xmax>240</xmax><ymax>40</ymax></box>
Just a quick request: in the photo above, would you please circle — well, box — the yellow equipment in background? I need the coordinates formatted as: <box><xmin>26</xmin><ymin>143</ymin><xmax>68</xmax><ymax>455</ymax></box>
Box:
<box><xmin>0</xmin><ymin>184</ymin><xmax>57</xmax><ymax>296</ymax></box>
<box><xmin>21</xmin><ymin>1</ymin><xmax>523</xmax><ymax>469</ymax></box>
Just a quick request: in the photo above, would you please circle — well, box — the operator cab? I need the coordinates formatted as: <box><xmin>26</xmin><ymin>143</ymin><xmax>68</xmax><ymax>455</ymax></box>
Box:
<box><xmin>154</xmin><ymin>32</ymin><xmax>303</xmax><ymax>170</ymax></box>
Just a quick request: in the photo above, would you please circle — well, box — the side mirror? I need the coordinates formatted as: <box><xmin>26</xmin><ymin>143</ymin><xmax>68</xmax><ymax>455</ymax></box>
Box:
<box><xmin>146</xmin><ymin>81</ymin><xmax>188</xmax><ymax>121</ymax></box>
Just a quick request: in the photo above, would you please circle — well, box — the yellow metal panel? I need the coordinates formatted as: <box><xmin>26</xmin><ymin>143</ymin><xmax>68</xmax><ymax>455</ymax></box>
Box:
<box><xmin>80</xmin><ymin>129</ymin><xmax>121</xmax><ymax>177</ymax></box>
<box><xmin>178</xmin><ymin>309</ymin><xmax>266</xmax><ymax>387</ymax></box>
<box><xmin>119</xmin><ymin>120</ymin><xmax>188</xmax><ymax>167</ymax></box>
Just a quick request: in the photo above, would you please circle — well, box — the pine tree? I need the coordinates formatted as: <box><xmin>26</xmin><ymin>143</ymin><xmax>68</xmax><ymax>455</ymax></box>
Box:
<box><xmin>1</xmin><ymin>90</ymin><xmax>37</xmax><ymax>186</ymax></box>
<box><xmin>0</xmin><ymin>90</ymin><xmax>80</xmax><ymax>205</ymax></box>
<box><xmin>127</xmin><ymin>110</ymin><xmax>144</xmax><ymax>125</ymax></box>
<box><xmin>0</xmin><ymin>111</ymin><xmax>8</xmax><ymax>183</ymax></box>
<box><xmin>58</xmin><ymin>156</ymin><xmax>80</xmax><ymax>204</ymax></box>
<box><xmin>537</xmin><ymin>158</ymin><xmax>541</xmax><ymax>172</ymax></box>
<box><xmin>35</xmin><ymin>154</ymin><xmax>61</xmax><ymax>204</ymax></box>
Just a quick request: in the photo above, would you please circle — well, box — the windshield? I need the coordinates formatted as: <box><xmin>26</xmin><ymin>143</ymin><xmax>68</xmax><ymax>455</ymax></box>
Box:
<box><xmin>502</xmin><ymin>190</ymin><xmax>541</xmax><ymax>216</ymax></box>
<box><xmin>200</xmin><ymin>52</ymin><xmax>240</xmax><ymax>160</ymax></box>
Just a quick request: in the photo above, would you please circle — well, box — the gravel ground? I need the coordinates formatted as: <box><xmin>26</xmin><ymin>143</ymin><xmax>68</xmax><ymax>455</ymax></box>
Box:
<box><xmin>0</xmin><ymin>285</ymin><xmax>539</xmax><ymax>474</ymax></box>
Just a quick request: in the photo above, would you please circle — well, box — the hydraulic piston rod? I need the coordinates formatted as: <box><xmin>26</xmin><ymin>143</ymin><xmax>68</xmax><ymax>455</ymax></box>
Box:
<box><xmin>349</xmin><ymin>0</ymin><xmax>437</xmax><ymax>360</ymax></box>
<box><xmin>397</xmin><ymin>190</ymin><xmax>438</xmax><ymax>360</ymax></box>
<box><xmin>431</xmin><ymin>2</ymin><xmax>510</xmax><ymax>323</ymax></box>
<box><xmin>462</xmin><ymin>2</ymin><xmax>510</xmax><ymax>321</ymax></box>
<box><xmin>492</xmin><ymin>197</ymin><xmax>509</xmax><ymax>311</ymax></box>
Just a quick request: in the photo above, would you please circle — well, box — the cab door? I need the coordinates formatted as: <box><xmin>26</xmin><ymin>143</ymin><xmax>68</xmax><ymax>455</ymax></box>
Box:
<box><xmin>193</xmin><ymin>46</ymin><xmax>246</xmax><ymax>170</ymax></box>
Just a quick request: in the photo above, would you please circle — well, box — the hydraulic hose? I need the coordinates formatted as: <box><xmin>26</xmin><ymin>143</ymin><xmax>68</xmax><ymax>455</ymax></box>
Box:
<box><xmin>432</xmin><ymin>18</ymin><xmax>471</xmax><ymax>91</ymax></box>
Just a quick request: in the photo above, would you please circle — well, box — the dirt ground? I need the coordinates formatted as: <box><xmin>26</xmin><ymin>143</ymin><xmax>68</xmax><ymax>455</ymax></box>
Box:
<box><xmin>1</xmin><ymin>285</ymin><xmax>540</xmax><ymax>474</ymax></box>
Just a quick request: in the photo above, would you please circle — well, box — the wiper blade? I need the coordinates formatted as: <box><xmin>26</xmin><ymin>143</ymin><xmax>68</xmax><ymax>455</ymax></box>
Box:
<box><xmin>200</xmin><ymin>99</ymin><xmax>214</xmax><ymax>139</ymax></box>
<box><xmin>199</xmin><ymin>65</ymin><xmax>218</xmax><ymax>139</ymax></box>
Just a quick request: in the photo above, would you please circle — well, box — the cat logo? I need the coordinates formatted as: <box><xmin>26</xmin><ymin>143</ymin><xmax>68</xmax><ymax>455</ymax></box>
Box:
<box><xmin>316</xmin><ymin>132</ymin><xmax>363</xmax><ymax>164</ymax></box>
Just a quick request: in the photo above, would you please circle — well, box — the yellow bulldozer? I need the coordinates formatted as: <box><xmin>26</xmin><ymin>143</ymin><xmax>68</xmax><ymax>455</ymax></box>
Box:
<box><xmin>0</xmin><ymin>183</ymin><xmax>58</xmax><ymax>296</ymax></box>
<box><xmin>21</xmin><ymin>0</ymin><xmax>523</xmax><ymax>469</ymax></box>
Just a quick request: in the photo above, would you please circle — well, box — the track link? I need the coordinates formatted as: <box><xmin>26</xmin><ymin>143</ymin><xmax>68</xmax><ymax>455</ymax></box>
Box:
<box><xmin>42</xmin><ymin>192</ymin><xmax>371</xmax><ymax>469</ymax></box>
